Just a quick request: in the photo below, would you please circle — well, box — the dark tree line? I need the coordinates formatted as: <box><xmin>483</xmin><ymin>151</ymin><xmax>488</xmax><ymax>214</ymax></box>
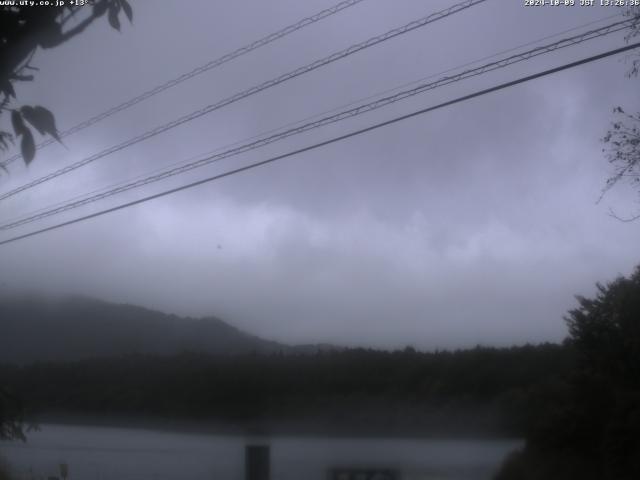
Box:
<box><xmin>497</xmin><ymin>265</ymin><xmax>640</xmax><ymax>480</ymax></box>
<box><xmin>0</xmin><ymin>343</ymin><xmax>574</xmax><ymax>437</ymax></box>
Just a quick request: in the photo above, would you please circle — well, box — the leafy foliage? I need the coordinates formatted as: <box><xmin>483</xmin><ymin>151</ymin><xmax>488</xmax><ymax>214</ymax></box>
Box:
<box><xmin>624</xmin><ymin>6</ymin><xmax>640</xmax><ymax>78</ymax></box>
<box><xmin>496</xmin><ymin>266</ymin><xmax>640</xmax><ymax>480</ymax></box>
<box><xmin>0</xmin><ymin>0</ymin><xmax>133</xmax><ymax>443</ymax></box>
<box><xmin>601</xmin><ymin>107</ymin><xmax>640</xmax><ymax>221</ymax></box>
<box><xmin>600</xmin><ymin>7</ymin><xmax>640</xmax><ymax>220</ymax></box>
<box><xmin>20</xmin><ymin>106</ymin><xmax>61</xmax><ymax>143</ymax></box>
<box><xmin>0</xmin><ymin>344</ymin><xmax>574</xmax><ymax>437</ymax></box>
<box><xmin>0</xmin><ymin>387</ymin><xmax>24</xmax><ymax>441</ymax></box>
<box><xmin>0</xmin><ymin>0</ymin><xmax>133</xmax><ymax>172</ymax></box>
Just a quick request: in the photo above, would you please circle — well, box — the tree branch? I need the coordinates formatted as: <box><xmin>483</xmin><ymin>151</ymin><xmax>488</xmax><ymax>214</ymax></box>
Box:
<box><xmin>607</xmin><ymin>206</ymin><xmax>640</xmax><ymax>222</ymax></box>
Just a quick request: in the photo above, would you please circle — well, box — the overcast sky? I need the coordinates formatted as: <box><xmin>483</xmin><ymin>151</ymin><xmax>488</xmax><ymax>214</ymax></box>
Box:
<box><xmin>0</xmin><ymin>0</ymin><xmax>638</xmax><ymax>349</ymax></box>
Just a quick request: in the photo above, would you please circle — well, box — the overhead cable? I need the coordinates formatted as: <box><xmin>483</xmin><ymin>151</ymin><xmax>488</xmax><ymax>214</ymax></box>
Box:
<box><xmin>1</xmin><ymin>41</ymin><xmax>638</xmax><ymax>247</ymax></box>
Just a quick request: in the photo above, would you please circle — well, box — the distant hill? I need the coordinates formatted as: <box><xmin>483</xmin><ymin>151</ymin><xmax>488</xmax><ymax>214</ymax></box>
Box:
<box><xmin>0</xmin><ymin>296</ymin><xmax>323</xmax><ymax>364</ymax></box>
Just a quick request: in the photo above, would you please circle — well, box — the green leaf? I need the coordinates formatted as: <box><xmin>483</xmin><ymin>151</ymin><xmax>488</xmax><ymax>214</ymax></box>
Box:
<box><xmin>11</xmin><ymin>74</ymin><xmax>34</xmax><ymax>82</ymax></box>
<box><xmin>20</xmin><ymin>106</ymin><xmax>62</xmax><ymax>143</ymax></box>
<box><xmin>37</xmin><ymin>23</ymin><xmax>63</xmax><ymax>48</ymax></box>
<box><xmin>21</xmin><ymin>128</ymin><xmax>35</xmax><ymax>165</ymax></box>
<box><xmin>1</xmin><ymin>80</ymin><xmax>15</xmax><ymax>98</ymax></box>
<box><xmin>108</xmin><ymin>3</ymin><xmax>121</xmax><ymax>31</ymax></box>
<box><xmin>120</xmin><ymin>0</ymin><xmax>133</xmax><ymax>23</ymax></box>
<box><xmin>0</xmin><ymin>132</ymin><xmax>12</xmax><ymax>151</ymax></box>
<box><xmin>11</xmin><ymin>110</ymin><xmax>27</xmax><ymax>137</ymax></box>
<box><xmin>93</xmin><ymin>0</ymin><xmax>108</xmax><ymax>17</ymax></box>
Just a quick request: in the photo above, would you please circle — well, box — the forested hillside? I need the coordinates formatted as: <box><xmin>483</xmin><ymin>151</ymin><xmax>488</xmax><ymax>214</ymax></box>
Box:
<box><xmin>0</xmin><ymin>296</ymin><xmax>292</xmax><ymax>363</ymax></box>
<box><xmin>0</xmin><ymin>344</ymin><xmax>574</xmax><ymax>437</ymax></box>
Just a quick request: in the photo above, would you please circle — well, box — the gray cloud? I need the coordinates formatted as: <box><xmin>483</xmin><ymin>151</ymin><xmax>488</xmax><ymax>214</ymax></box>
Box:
<box><xmin>1</xmin><ymin>0</ymin><xmax>638</xmax><ymax>349</ymax></box>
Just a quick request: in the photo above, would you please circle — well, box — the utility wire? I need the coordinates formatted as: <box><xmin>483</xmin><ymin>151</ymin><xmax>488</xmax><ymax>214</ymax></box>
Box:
<box><xmin>1</xmin><ymin>41</ymin><xmax>638</xmax><ymax>247</ymax></box>
<box><xmin>36</xmin><ymin>0</ymin><xmax>627</xmax><ymax>225</ymax></box>
<box><xmin>0</xmin><ymin>0</ymin><xmax>367</xmax><ymax>168</ymax></box>
<box><xmin>0</xmin><ymin>18</ymin><xmax>633</xmax><ymax>231</ymax></box>
<box><xmin>1</xmin><ymin>8</ymin><xmax>623</xmax><ymax>225</ymax></box>
<box><xmin>6</xmin><ymin>10</ymin><xmax>621</xmax><ymax>226</ymax></box>
<box><xmin>0</xmin><ymin>12</ymin><xmax>624</xmax><ymax>218</ymax></box>
<box><xmin>0</xmin><ymin>0</ymin><xmax>486</xmax><ymax>202</ymax></box>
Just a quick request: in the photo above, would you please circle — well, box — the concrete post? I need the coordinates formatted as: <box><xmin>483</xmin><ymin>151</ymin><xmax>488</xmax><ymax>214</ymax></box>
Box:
<box><xmin>245</xmin><ymin>444</ymin><xmax>270</xmax><ymax>480</ymax></box>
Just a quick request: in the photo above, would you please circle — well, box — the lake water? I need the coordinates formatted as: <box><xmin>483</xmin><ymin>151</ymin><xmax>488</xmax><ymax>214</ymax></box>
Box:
<box><xmin>0</xmin><ymin>424</ymin><xmax>521</xmax><ymax>480</ymax></box>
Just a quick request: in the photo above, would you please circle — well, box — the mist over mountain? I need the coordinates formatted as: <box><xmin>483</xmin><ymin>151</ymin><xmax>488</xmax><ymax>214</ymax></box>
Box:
<box><xmin>0</xmin><ymin>296</ymin><xmax>318</xmax><ymax>363</ymax></box>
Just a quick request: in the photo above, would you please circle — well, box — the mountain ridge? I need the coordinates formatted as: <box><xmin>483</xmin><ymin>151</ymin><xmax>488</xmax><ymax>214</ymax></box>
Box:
<box><xmin>0</xmin><ymin>295</ymin><xmax>331</xmax><ymax>364</ymax></box>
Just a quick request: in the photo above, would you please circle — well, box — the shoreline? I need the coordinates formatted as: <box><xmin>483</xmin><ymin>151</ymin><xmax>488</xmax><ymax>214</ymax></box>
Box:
<box><xmin>25</xmin><ymin>412</ymin><xmax>523</xmax><ymax>441</ymax></box>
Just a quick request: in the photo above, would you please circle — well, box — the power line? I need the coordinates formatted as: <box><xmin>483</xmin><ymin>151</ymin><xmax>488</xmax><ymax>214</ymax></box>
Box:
<box><xmin>1</xmin><ymin>41</ymin><xmax>638</xmax><ymax>247</ymax></box>
<box><xmin>0</xmin><ymin>18</ymin><xmax>633</xmax><ymax>231</ymax></box>
<box><xmin>1</xmin><ymin>18</ymin><xmax>632</xmax><ymax>229</ymax></box>
<box><xmin>0</xmin><ymin>146</ymin><xmax>226</xmax><ymax>226</ymax></box>
<box><xmin>0</xmin><ymin>0</ymin><xmax>486</xmax><ymax>202</ymax></box>
<box><xmin>0</xmin><ymin>0</ymin><xmax>367</xmax><ymax>168</ymax></box>
<box><xmin>3</xmin><ymin>12</ymin><xmax>622</xmax><ymax>217</ymax></box>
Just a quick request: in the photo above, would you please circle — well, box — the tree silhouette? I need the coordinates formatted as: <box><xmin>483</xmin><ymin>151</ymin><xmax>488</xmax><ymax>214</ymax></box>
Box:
<box><xmin>600</xmin><ymin>7</ymin><xmax>640</xmax><ymax>221</ymax></box>
<box><xmin>0</xmin><ymin>387</ymin><xmax>24</xmax><ymax>442</ymax></box>
<box><xmin>0</xmin><ymin>0</ymin><xmax>132</xmax><ymax>170</ymax></box>
<box><xmin>0</xmin><ymin>0</ymin><xmax>133</xmax><ymax>441</ymax></box>
<box><xmin>497</xmin><ymin>265</ymin><xmax>640</xmax><ymax>480</ymax></box>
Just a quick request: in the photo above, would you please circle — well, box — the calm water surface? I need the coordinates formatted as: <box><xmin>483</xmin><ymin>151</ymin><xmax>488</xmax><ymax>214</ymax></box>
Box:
<box><xmin>0</xmin><ymin>424</ymin><xmax>521</xmax><ymax>480</ymax></box>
